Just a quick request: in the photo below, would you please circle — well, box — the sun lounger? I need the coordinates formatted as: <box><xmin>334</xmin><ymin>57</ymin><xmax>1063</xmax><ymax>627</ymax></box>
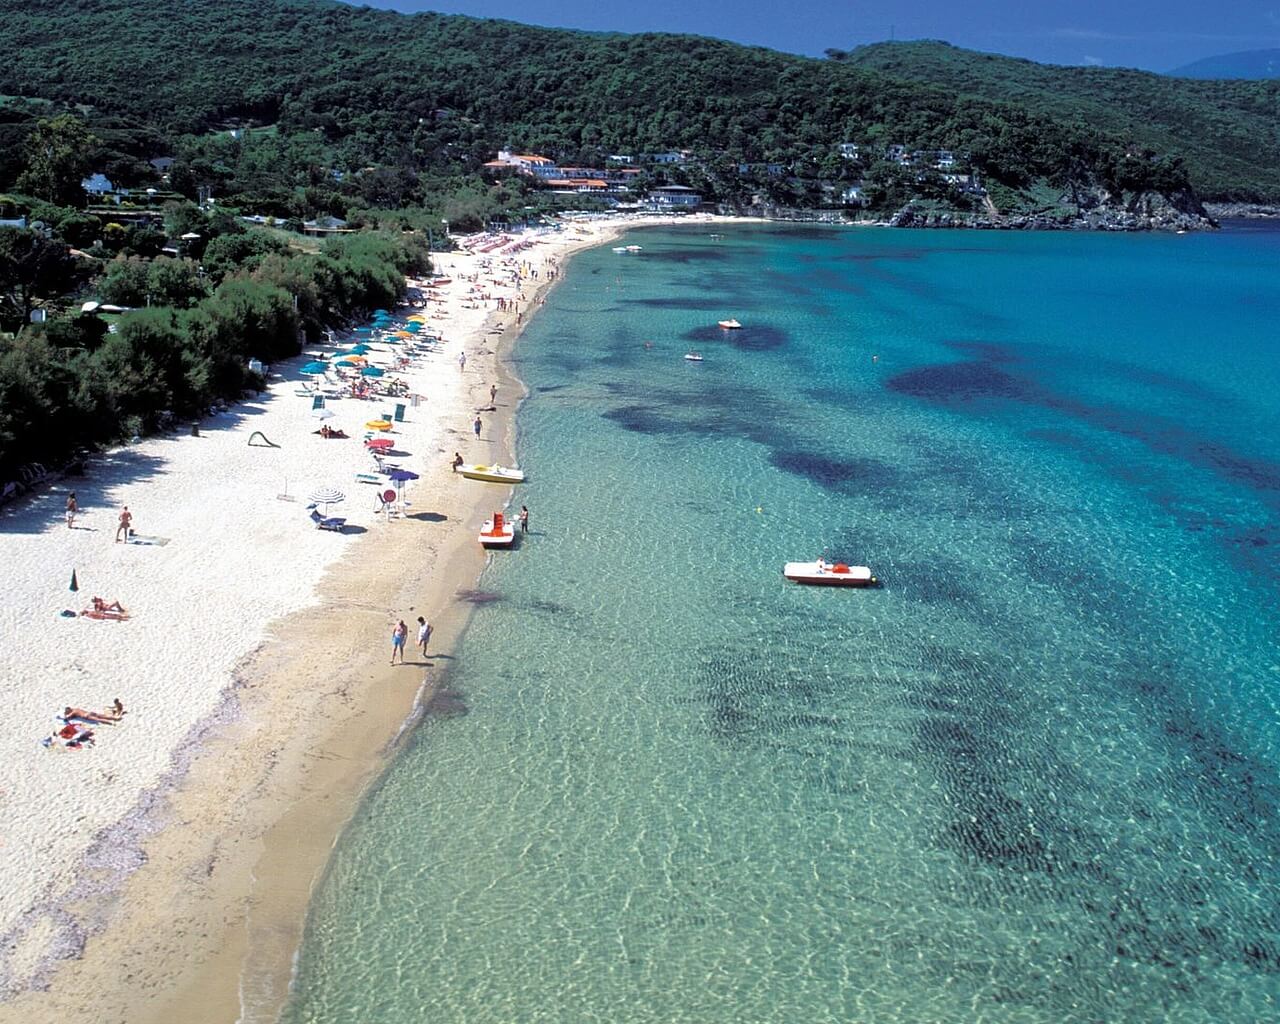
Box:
<box><xmin>308</xmin><ymin>506</ymin><xmax>346</xmax><ymax>531</ymax></box>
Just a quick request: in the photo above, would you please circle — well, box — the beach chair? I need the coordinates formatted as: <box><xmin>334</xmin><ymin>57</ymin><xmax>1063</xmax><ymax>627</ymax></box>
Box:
<box><xmin>307</xmin><ymin>505</ymin><xmax>346</xmax><ymax>531</ymax></box>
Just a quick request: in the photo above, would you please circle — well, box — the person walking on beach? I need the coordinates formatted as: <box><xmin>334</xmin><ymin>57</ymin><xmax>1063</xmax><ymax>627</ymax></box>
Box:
<box><xmin>417</xmin><ymin>616</ymin><xmax>432</xmax><ymax>658</ymax></box>
<box><xmin>391</xmin><ymin>619</ymin><xmax>408</xmax><ymax>665</ymax></box>
<box><xmin>65</xmin><ymin>492</ymin><xmax>77</xmax><ymax>529</ymax></box>
<box><xmin>519</xmin><ymin>505</ymin><xmax>529</xmax><ymax>533</ymax></box>
<box><xmin>473</xmin><ymin>415</ymin><xmax>482</xmax><ymax>439</ymax></box>
<box><xmin>458</xmin><ymin>351</ymin><xmax>467</xmax><ymax>372</ymax></box>
<box><xmin>115</xmin><ymin>505</ymin><xmax>132</xmax><ymax>543</ymax></box>
<box><xmin>489</xmin><ymin>383</ymin><xmax>498</xmax><ymax>404</ymax></box>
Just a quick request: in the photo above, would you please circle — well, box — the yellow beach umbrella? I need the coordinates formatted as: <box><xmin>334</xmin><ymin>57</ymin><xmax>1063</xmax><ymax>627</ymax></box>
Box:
<box><xmin>393</xmin><ymin>330</ymin><xmax>414</xmax><ymax>338</ymax></box>
<box><xmin>365</xmin><ymin>419</ymin><xmax>393</xmax><ymax>431</ymax></box>
<box><xmin>337</xmin><ymin>355</ymin><xmax>366</xmax><ymax>365</ymax></box>
<box><xmin>406</xmin><ymin>314</ymin><xmax>428</xmax><ymax>322</ymax></box>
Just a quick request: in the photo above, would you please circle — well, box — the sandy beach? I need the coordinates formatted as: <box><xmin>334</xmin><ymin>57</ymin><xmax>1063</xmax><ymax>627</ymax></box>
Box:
<box><xmin>0</xmin><ymin>213</ymin><xmax>739</xmax><ymax>1023</ymax></box>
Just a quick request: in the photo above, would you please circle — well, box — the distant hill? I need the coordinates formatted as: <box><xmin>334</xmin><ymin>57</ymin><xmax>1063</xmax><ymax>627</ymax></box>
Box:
<box><xmin>1</xmin><ymin>1</ymin><xmax>1278</xmax><ymax>208</ymax></box>
<box><xmin>1169</xmin><ymin>49</ymin><xmax>1280</xmax><ymax>80</ymax></box>
<box><xmin>845</xmin><ymin>41</ymin><xmax>1280</xmax><ymax>201</ymax></box>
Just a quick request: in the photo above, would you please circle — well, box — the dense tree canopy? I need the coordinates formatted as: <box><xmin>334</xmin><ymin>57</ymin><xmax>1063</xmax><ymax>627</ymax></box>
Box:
<box><xmin>0</xmin><ymin>0</ymin><xmax>1275</xmax><ymax>203</ymax></box>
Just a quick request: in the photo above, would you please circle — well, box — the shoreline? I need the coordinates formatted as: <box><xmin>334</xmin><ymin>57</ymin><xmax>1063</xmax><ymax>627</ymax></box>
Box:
<box><xmin>0</xmin><ymin>214</ymin><xmax>723</xmax><ymax>1024</ymax></box>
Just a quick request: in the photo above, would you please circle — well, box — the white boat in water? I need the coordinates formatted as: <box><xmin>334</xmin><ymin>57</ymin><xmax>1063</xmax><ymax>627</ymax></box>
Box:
<box><xmin>718</xmin><ymin>318</ymin><xmax>742</xmax><ymax>329</ymax></box>
<box><xmin>783</xmin><ymin>559</ymin><xmax>878</xmax><ymax>587</ymax></box>
<box><xmin>458</xmin><ymin>463</ymin><xmax>525</xmax><ymax>483</ymax></box>
<box><xmin>684</xmin><ymin>352</ymin><xmax>704</xmax><ymax>362</ymax></box>
<box><xmin>479</xmin><ymin>511</ymin><xmax>515</xmax><ymax>548</ymax></box>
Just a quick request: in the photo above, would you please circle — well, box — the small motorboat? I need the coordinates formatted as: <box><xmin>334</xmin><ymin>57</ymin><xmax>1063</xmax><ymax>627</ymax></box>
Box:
<box><xmin>718</xmin><ymin>319</ymin><xmax>742</xmax><ymax>329</ymax></box>
<box><xmin>479</xmin><ymin>511</ymin><xmax>515</xmax><ymax>548</ymax></box>
<box><xmin>458</xmin><ymin>463</ymin><xmax>526</xmax><ymax>483</ymax></box>
<box><xmin>783</xmin><ymin>560</ymin><xmax>878</xmax><ymax>587</ymax></box>
<box><xmin>684</xmin><ymin>352</ymin><xmax>704</xmax><ymax>362</ymax></box>
<box><xmin>612</xmin><ymin>246</ymin><xmax>628</xmax><ymax>253</ymax></box>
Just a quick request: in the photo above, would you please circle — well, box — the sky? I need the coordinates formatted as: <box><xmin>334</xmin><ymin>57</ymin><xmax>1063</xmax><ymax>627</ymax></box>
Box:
<box><xmin>356</xmin><ymin>1</ymin><xmax>1280</xmax><ymax>71</ymax></box>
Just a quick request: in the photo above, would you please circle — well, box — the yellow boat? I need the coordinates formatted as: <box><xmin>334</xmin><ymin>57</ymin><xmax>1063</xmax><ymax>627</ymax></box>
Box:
<box><xmin>458</xmin><ymin>463</ymin><xmax>525</xmax><ymax>484</ymax></box>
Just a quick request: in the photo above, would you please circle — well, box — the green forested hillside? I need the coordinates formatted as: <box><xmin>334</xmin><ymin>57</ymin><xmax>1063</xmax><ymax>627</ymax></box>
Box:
<box><xmin>844</xmin><ymin>41</ymin><xmax>1280</xmax><ymax>201</ymax></box>
<box><xmin>0</xmin><ymin>0</ymin><xmax>1258</xmax><ymax>204</ymax></box>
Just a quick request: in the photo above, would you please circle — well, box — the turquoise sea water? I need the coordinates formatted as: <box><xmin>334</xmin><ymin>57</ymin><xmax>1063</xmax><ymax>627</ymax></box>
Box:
<box><xmin>283</xmin><ymin>226</ymin><xmax>1280</xmax><ymax>1022</ymax></box>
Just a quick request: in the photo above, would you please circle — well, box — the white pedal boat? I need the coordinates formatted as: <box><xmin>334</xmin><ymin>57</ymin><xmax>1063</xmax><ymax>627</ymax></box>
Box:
<box><xmin>783</xmin><ymin>560</ymin><xmax>878</xmax><ymax>587</ymax></box>
<box><xmin>479</xmin><ymin>511</ymin><xmax>515</xmax><ymax>548</ymax></box>
<box><xmin>717</xmin><ymin>318</ymin><xmax>742</xmax><ymax>329</ymax></box>
<box><xmin>458</xmin><ymin>463</ymin><xmax>525</xmax><ymax>483</ymax></box>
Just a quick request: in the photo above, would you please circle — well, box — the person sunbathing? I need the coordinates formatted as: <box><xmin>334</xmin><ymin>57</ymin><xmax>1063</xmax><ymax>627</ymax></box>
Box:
<box><xmin>63</xmin><ymin>706</ymin><xmax>119</xmax><ymax>724</ymax></box>
<box><xmin>90</xmin><ymin>597</ymin><xmax>126</xmax><ymax>614</ymax></box>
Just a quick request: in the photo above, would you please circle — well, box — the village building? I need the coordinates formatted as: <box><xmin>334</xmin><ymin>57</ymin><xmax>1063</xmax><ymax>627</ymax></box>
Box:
<box><xmin>647</xmin><ymin>184</ymin><xmax>701</xmax><ymax>208</ymax></box>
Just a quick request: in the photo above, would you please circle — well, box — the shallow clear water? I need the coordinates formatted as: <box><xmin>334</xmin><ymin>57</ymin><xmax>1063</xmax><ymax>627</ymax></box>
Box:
<box><xmin>284</xmin><ymin>226</ymin><xmax>1280</xmax><ymax>1023</ymax></box>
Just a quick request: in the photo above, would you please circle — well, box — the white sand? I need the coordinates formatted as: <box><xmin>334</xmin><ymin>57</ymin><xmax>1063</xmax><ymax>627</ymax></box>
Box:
<box><xmin>0</xmin><ymin>212</ymin><xmax>739</xmax><ymax>1007</ymax></box>
<box><xmin>0</xmin><ymin>245</ymin><xmax>529</xmax><ymax>982</ymax></box>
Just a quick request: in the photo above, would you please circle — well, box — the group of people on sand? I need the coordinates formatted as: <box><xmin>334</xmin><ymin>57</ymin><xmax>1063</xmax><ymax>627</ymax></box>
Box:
<box><xmin>390</xmin><ymin>616</ymin><xmax>431</xmax><ymax>665</ymax></box>
<box><xmin>43</xmin><ymin>700</ymin><xmax>126</xmax><ymax>751</ymax></box>
<box><xmin>63</xmin><ymin>494</ymin><xmax>134</xmax><ymax>543</ymax></box>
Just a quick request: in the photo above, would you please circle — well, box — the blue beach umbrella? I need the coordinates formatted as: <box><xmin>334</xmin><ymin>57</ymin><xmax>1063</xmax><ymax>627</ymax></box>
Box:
<box><xmin>348</xmin><ymin>344</ymin><xmax>372</xmax><ymax>354</ymax></box>
<box><xmin>388</xmin><ymin>468</ymin><xmax>419</xmax><ymax>482</ymax></box>
<box><xmin>301</xmin><ymin>361</ymin><xmax>328</xmax><ymax>375</ymax></box>
<box><xmin>373</xmin><ymin>309</ymin><xmax>389</xmax><ymax>316</ymax></box>
<box><xmin>361</xmin><ymin>366</ymin><xmax>385</xmax><ymax>377</ymax></box>
<box><xmin>403</xmin><ymin>322</ymin><xmax>421</xmax><ymax>333</ymax></box>
<box><xmin>353</xmin><ymin>327</ymin><xmax>373</xmax><ymax>334</ymax></box>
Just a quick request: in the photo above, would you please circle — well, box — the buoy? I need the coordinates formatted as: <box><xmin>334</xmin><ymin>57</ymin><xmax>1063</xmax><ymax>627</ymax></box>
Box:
<box><xmin>69</xmin><ymin>569</ymin><xmax>78</xmax><ymax>592</ymax></box>
<box><xmin>755</xmin><ymin>507</ymin><xmax>763</xmax><ymax>514</ymax></box>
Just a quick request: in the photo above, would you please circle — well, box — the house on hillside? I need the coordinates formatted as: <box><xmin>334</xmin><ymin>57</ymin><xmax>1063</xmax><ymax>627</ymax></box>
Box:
<box><xmin>885</xmin><ymin>145</ymin><xmax>910</xmax><ymax>165</ymax></box>
<box><xmin>82</xmin><ymin>173</ymin><xmax>115</xmax><ymax>197</ymax></box>
<box><xmin>302</xmin><ymin>215</ymin><xmax>351</xmax><ymax>235</ymax></box>
<box><xmin>490</xmin><ymin>151</ymin><xmax>560</xmax><ymax>178</ymax></box>
<box><xmin>838</xmin><ymin>143</ymin><xmax>862</xmax><ymax>160</ymax></box>
<box><xmin>842</xmin><ymin>185</ymin><xmax>867</xmax><ymax>206</ymax></box>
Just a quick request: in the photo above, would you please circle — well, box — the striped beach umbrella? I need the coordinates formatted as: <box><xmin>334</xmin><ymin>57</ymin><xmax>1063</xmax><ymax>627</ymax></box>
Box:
<box><xmin>308</xmin><ymin>486</ymin><xmax>345</xmax><ymax>509</ymax></box>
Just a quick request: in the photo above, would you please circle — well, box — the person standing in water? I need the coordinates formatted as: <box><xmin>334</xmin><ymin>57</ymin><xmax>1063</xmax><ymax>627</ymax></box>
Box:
<box><xmin>473</xmin><ymin>415</ymin><xmax>482</xmax><ymax>439</ymax></box>
<box><xmin>66</xmin><ymin>492</ymin><xmax>77</xmax><ymax>529</ymax></box>
<box><xmin>519</xmin><ymin>505</ymin><xmax>529</xmax><ymax>533</ymax></box>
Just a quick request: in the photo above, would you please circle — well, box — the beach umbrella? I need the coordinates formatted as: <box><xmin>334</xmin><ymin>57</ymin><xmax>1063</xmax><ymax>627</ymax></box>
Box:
<box><xmin>365</xmin><ymin>438</ymin><xmax>394</xmax><ymax>450</ymax></box>
<box><xmin>308</xmin><ymin>486</ymin><xmax>345</xmax><ymax>510</ymax></box>
<box><xmin>353</xmin><ymin>327</ymin><xmax>373</xmax><ymax>334</ymax></box>
<box><xmin>361</xmin><ymin>366</ymin><xmax>385</xmax><ymax>377</ymax></box>
<box><xmin>406</xmin><ymin>314</ymin><xmax>428</xmax><ymax>323</ymax></box>
<box><xmin>300</xmin><ymin>361</ymin><xmax>328</xmax><ymax>375</ymax></box>
<box><xmin>403</xmin><ymin>322</ymin><xmax>422</xmax><ymax>333</ymax></box>
<box><xmin>337</xmin><ymin>356</ymin><xmax>365</xmax><ymax>365</ymax></box>
<box><xmin>310</xmin><ymin>407</ymin><xmax>335</xmax><ymax>420</ymax></box>
<box><xmin>69</xmin><ymin>569</ymin><xmax>78</xmax><ymax>592</ymax></box>
<box><xmin>365</xmin><ymin>419</ymin><xmax>393</xmax><ymax>430</ymax></box>
<box><xmin>388</xmin><ymin>468</ymin><xmax>419</xmax><ymax>482</ymax></box>
<box><xmin>348</xmin><ymin>344</ymin><xmax>372</xmax><ymax>354</ymax></box>
<box><xmin>373</xmin><ymin>309</ymin><xmax>389</xmax><ymax>316</ymax></box>
<box><xmin>393</xmin><ymin>330</ymin><xmax>413</xmax><ymax>338</ymax></box>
